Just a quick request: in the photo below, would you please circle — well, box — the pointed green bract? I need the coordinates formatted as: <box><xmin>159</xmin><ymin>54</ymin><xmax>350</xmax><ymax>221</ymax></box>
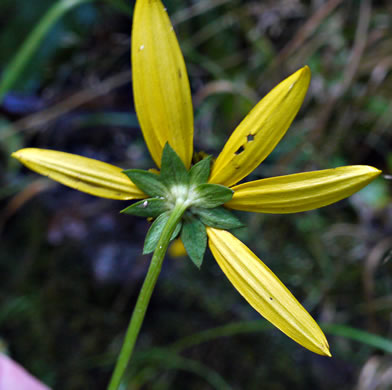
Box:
<box><xmin>160</xmin><ymin>143</ymin><xmax>189</xmax><ymax>187</ymax></box>
<box><xmin>192</xmin><ymin>206</ymin><xmax>244</xmax><ymax>230</ymax></box>
<box><xmin>122</xmin><ymin>146</ymin><xmax>235</xmax><ymax>237</ymax></box>
<box><xmin>121</xmin><ymin>198</ymin><xmax>168</xmax><ymax>218</ymax></box>
<box><xmin>124</xmin><ymin>146</ymin><xmax>237</xmax><ymax>262</ymax></box>
<box><xmin>123</xmin><ymin>169</ymin><xmax>167</xmax><ymax>197</ymax></box>
<box><xmin>193</xmin><ymin>183</ymin><xmax>234</xmax><ymax>208</ymax></box>
<box><xmin>181</xmin><ymin>217</ymin><xmax>207</xmax><ymax>268</ymax></box>
<box><xmin>189</xmin><ymin>156</ymin><xmax>212</xmax><ymax>186</ymax></box>
<box><xmin>143</xmin><ymin>211</ymin><xmax>182</xmax><ymax>254</ymax></box>
<box><xmin>171</xmin><ymin>220</ymin><xmax>183</xmax><ymax>242</ymax></box>
<box><xmin>144</xmin><ymin>212</ymin><xmax>170</xmax><ymax>254</ymax></box>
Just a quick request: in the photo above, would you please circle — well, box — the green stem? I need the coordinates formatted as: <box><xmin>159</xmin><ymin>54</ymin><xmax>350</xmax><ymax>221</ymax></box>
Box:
<box><xmin>0</xmin><ymin>0</ymin><xmax>94</xmax><ymax>103</ymax></box>
<box><xmin>107</xmin><ymin>202</ymin><xmax>187</xmax><ymax>390</ymax></box>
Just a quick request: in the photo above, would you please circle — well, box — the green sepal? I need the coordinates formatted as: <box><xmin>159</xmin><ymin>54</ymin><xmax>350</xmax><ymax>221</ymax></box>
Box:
<box><xmin>123</xmin><ymin>169</ymin><xmax>167</xmax><ymax>197</ymax></box>
<box><xmin>143</xmin><ymin>212</ymin><xmax>182</xmax><ymax>254</ymax></box>
<box><xmin>193</xmin><ymin>183</ymin><xmax>234</xmax><ymax>208</ymax></box>
<box><xmin>181</xmin><ymin>217</ymin><xmax>207</xmax><ymax>269</ymax></box>
<box><xmin>189</xmin><ymin>156</ymin><xmax>212</xmax><ymax>185</ymax></box>
<box><xmin>160</xmin><ymin>143</ymin><xmax>189</xmax><ymax>187</ymax></box>
<box><xmin>120</xmin><ymin>198</ymin><xmax>168</xmax><ymax>218</ymax></box>
<box><xmin>192</xmin><ymin>206</ymin><xmax>244</xmax><ymax>230</ymax></box>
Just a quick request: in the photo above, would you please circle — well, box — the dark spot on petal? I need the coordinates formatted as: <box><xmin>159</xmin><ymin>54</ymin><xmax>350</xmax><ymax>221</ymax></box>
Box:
<box><xmin>234</xmin><ymin>145</ymin><xmax>245</xmax><ymax>155</ymax></box>
<box><xmin>247</xmin><ymin>134</ymin><xmax>254</xmax><ymax>142</ymax></box>
<box><xmin>178</xmin><ymin>69</ymin><xmax>182</xmax><ymax>79</ymax></box>
<box><xmin>269</xmin><ymin>297</ymin><xmax>273</xmax><ymax>300</ymax></box>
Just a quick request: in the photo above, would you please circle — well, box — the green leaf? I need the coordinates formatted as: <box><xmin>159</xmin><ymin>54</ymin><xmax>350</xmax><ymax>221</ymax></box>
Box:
<box><xmin>143</xmin><ymin>212</ymin><xmax>170</xmax><ymax>254</ymax></box>
<box><xmin>121</xmin><ymin>198</ymin><xmax>168</xmax><ymax>218</ymax></box>
<box><xmin>192</xmin><ymin>206</ymin><xmax>244</xmax><ymax>230</ymax></box>
<box><xmin>181</xmin><ymin>217</ymin><xmax>207</xmax><ymax>268</ymax></box>
<box><xmin>189</xmin><ymin>156</ymin><xmax>212</xmax><ymax>185</ymax></box>
<box><xmin>193</xmin><ymin>183</ymin><xmax>233</xmax><ymax>208</ymax></box>
<box><xmin>143</xmin><ymin>212</ymin><xmax>182</xmax><ymax>254</ymax></box>
<box><xmin>160</xmin><ymin>143</ymin><xmax>189</xmax><ymax>187</ymax></box>
<box><xmin>123</xmin><ymin>169</ymin><xmax>167</xmax><ymax>197</ymax></box>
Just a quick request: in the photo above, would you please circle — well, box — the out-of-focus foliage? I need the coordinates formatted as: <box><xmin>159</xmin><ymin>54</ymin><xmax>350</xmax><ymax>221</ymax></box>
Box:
<box><xmin>0</xmin><ymin>0</ymin><xmax>391</xmax><ymax>389</ymax></box>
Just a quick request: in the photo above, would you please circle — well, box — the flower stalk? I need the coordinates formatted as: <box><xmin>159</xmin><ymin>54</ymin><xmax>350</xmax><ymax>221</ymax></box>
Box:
<box><xmin>107</xmin><ymin>202</ymin><xmax>187</xmax><ymax>390</ymax></box>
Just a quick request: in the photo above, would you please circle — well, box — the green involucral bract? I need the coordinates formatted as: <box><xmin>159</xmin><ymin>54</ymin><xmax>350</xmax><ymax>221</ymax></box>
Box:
<box><xmin>125</xmin><ymin>143</ymin><xmax>241</xmax><ymax>265</ymax></box>
<box><xmin>143</xmin><ymin>211</ymin><xmax>182</xmax><ymax>254</ymax></box>
<box><xmin>192</xmin><ymin>207</ymin><xmax>244</xmax><ymax>230</ymax></box>
<box><xmin>181</xmin><ymin>217</ymin><xmax>207</xmax><ymax>268</ymax></box>
<box><xmin>123</xmin><ymin>169</ymin><xmax>167</xmax><ymax>197</ymax></box>
<box><xmin>189</xmin><ymin>155</ymin><xmax>212</xmax><ymax>185</ymax></box>
<box><xmin>192</xmin><ymin>183</ymin><xmax>234</xmax><ymax>208</ymax></box>
<box><xmin>160</xmin><ymin>143</ymin><xmax>190</xmax><ymax>187</ymax></box>
<box><xmin>121</xmin><ymin>198</ymin><xmax>168</xmax><ymax>218</ymax></box>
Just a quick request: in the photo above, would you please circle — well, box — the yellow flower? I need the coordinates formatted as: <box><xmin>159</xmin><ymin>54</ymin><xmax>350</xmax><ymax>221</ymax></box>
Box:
<box><xmin>12</xmin><ymin>0</ymin><xmax>381</xmax><ymax>357</ymax></box>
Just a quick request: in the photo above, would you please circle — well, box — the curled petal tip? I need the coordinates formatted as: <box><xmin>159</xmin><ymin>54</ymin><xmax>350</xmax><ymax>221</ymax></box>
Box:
<box><xmin>291</xmin><ymin>65</ymin><xmax>311</xmax><ymax>91</ymax></box>
<box><xmin>356</xmin><ymin>165</ymin><xmax>382</xmax><ymax>179</ymax></box>
<box><xmin>301</xmin><ymin>65</ymin><xmax>311</xmax><ymax>76</ymax></box>
<box><xmin>317</xmin><ymin>336</ymin><xmax>332</xmax><ymax>357</ymax></box>
<box><xmin>11</xmin><ymin>150</ymin><xmax>22</xmax><ymax>159</ymax></box>
<box><xmin>323</xmin><ymin>346</ymin><xmax>332</xmax><ymax>358</ymax></box>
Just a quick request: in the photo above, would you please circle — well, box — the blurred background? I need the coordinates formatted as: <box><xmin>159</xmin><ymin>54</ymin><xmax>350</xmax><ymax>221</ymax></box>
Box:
<box><xmin>1</xmin><ymin>0</ymin><xmax>391</xmax><ymax>389</ymax></box>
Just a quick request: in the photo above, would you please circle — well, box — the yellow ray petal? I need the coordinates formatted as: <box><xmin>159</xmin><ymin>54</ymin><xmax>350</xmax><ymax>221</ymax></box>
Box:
<box><xmin>132</xmin><ymin>0</ymin><xmax>193</xmax><ymax>168</ymax></box>
<box><xmin>209</xmin><ymin>67</ymin><xmax>311</xmax><ymax>187</ymax></box>
<box><xmin>207</xmin><ymin>227</ymin><xmax>331</xmax><ymax>356</ymax></box>
<box><xmin>12</xmin><ymin>148</ymin><xmax>145</xmax><ymax>200</ymax></box>
<box><xmin>227</xmin><ymin>165</ymin><xmax>381</xmax><ymax>213</ymax></box>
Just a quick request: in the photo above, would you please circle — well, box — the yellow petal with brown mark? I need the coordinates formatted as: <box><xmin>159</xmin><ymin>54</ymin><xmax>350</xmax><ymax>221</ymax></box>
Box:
<box><xmin>227</xmin><ymin>166</ymin><xmax>381</xmax><ymax>213</ymax></box>
<box><xmin>207</xmin><ymin>227</ymin><xmax>331</xmax><ymax>356</ymax></box>
<box><xmin>209</xmin><ymin>66</ymin><xmax>311</xmax><ymax>187</ymax></box>
<box><xmin>12</xmin><ymin>148</ymin><xmax>145</xmax><ymax>200</ymax></box>
<box><xmin>132</xmin><ymin>0</ymin><xmax>193</xmax><ymax>168</ymax></box>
